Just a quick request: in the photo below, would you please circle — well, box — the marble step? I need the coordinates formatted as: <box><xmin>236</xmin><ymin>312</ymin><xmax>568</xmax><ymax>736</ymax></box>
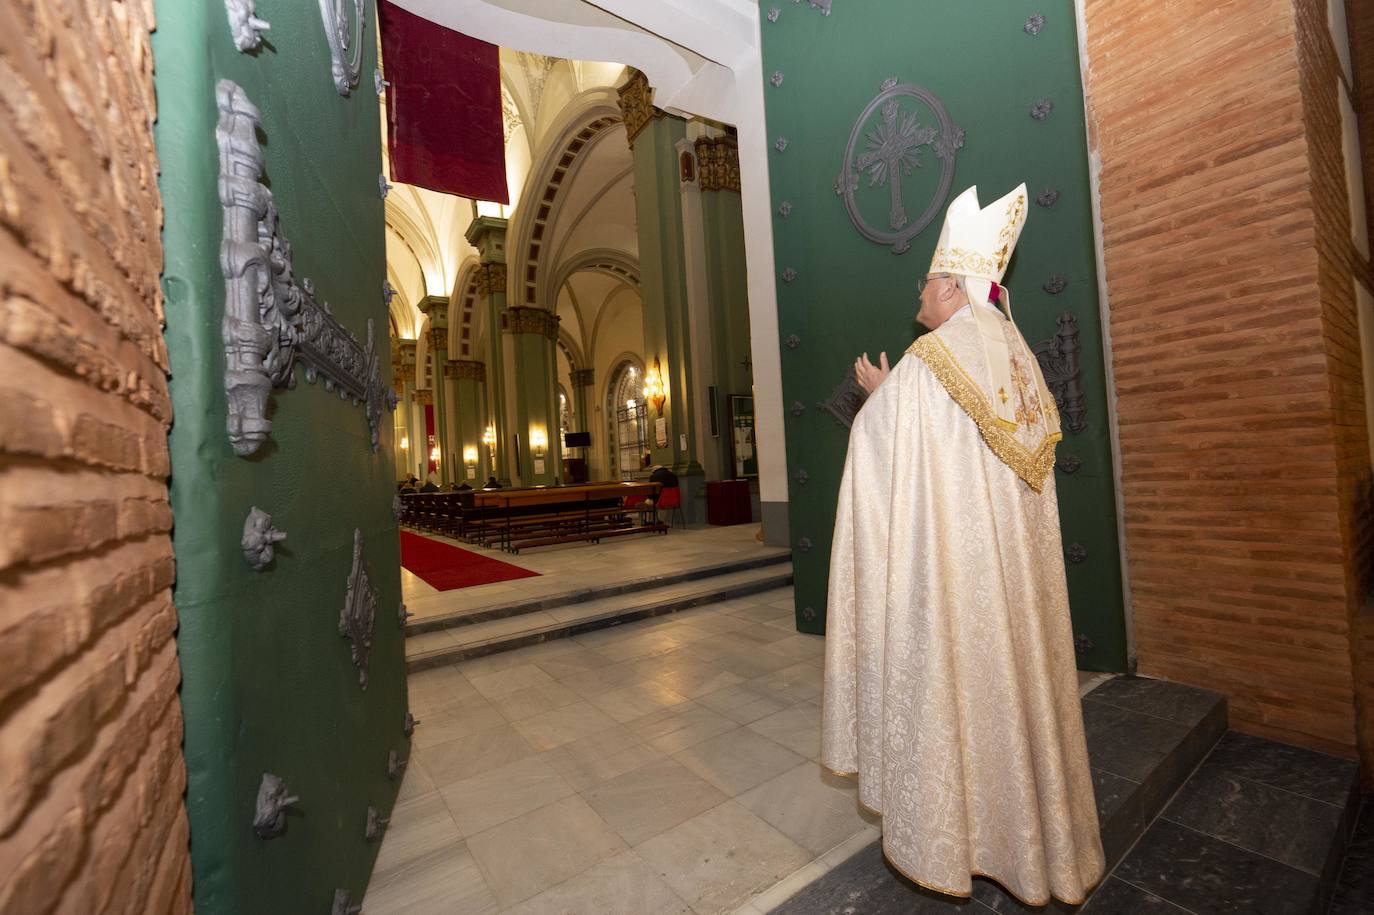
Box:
<box><xmin>758</xmin><ymin>674</ymin><xmax>1233</xmax><ymax>914</ymax></box>
<box><xmin>1086</xmin><ymin>729</ymin><xmax>1360</xmax><ymax>915</ymax></box>
<box><xmin>406</xmin><ymin>562</ymin><xmax>795</xmax><ymax>673</ymax></box>
<box><xmin>405</xmin><ymin>548</ymin><xmax>792</xmax><ymax>636</ymax></box>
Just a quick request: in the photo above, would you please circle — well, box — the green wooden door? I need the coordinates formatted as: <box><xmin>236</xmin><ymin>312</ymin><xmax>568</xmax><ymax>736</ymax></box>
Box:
<box><xmin>759</xmin><ymin>0</ymin><xmax>1128</xmax><ymax>673</ymax></box>
<box><xmin>155</xmin><ymin>2</ymin><xmax>405</xmax><ymax>911</ymax></box>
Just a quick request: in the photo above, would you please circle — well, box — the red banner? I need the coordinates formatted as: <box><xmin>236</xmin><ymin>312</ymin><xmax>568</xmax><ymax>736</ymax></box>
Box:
<box><xmin>378</xmin><ymin>1</ymin><xmax>509</xmax><ymax>203</ymax></box>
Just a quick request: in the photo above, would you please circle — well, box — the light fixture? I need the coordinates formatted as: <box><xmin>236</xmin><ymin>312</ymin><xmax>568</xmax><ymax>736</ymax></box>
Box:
<box><xmin>463</xmin><ymin>445</ymin><xmax>478</xmax><ymax>468</ymax></box>
<box><xmin>429</xmin><ymin>445</ymin><xmax>440</xmax><ymax>463</ymax></box>
<box><xmin>400</xmin><ymin>436</ymin><xmax>409</xmax><ymax>450</ymax></box>
<box><xmin>529</xmin><ymin>428</ymin><xmax>548</xmax><ymax>459</ymax></box>
<box><xmin>644</xmin><ymin>357</ymin><xmax>667</xmax><ymax>415</ymax></box>
<box><xmin>482</xmin><ymin>425</ymin><xmax>496</xmax><ymax>450</ymax></box>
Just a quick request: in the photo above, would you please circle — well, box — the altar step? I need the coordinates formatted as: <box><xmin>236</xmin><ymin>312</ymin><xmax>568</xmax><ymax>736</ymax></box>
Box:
<box><xmin>405</xmin><ymin>558</ymin><xmax>794</xmax><ymax>673</ymax></box>
<box><xmin>757</xmin><ymin>675</ymin><xmax>1363</xmax><ymax>915</ymax></box>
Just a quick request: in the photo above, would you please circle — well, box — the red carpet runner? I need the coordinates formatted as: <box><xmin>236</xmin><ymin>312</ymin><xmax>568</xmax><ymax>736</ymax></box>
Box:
<box><xmin>399</xmin><ymin>531</ymin><xmax>541</xmax><ymax>591</ymax></box>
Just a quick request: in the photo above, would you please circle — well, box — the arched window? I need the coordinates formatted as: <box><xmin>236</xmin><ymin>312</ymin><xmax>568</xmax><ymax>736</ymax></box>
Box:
<box><xmin>608</xmin><ymin>360</ymin><xmax>646</xmax><ymax>481</ymax></box>
<box><xmin>558</xmin><ymin>386</ymin><xmax>571</xmax><ymax>446</ymax></box>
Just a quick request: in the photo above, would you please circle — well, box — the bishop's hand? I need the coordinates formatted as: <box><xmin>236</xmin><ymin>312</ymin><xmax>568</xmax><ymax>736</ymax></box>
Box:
<box><xmin>854</xmin><ymin>351</ymin><xmax>890</xmax><ymax>396</ymax></box>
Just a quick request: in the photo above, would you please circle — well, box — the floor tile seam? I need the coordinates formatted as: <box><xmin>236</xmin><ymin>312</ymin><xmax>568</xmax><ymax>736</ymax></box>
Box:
<box><xmin>1080</xmin><ymin>693</ymin><xmax>1220</xmax><ymax>730</ymax></box>
<box><xmin>1162</xmin><ymin>816</ymin><xmax>1326</xmax><ymax>881</ymax></box>
<box><xmin>1184</xmin><ymin>756</ymin><xmax>1354</xmax><ymax>812</ymax></box>
<box><xmin>1102</xmin><ymin>873</ymin><xmax>1201</xmax><ymax>914</ymax></box>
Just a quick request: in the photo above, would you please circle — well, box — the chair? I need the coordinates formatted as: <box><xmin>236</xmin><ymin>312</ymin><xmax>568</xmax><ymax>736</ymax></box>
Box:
<box><xmin>656</xmin><ymin>486</ymin><xmax>685</xmax><ymax>530</ymax></box>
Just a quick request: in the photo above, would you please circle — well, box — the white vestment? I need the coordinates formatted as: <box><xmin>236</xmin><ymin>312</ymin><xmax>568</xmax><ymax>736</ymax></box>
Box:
<box><xmin>821</xmin><ymin>304</ymin><xmax>1106</xmax><ymax>906</ymax></box>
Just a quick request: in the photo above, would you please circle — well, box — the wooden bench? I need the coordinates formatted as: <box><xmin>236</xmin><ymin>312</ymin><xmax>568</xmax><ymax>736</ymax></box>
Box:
<box><xmin>474</xmin><ymin>481</ymin><xmax>666</xmax><ymax>552</ymax></box>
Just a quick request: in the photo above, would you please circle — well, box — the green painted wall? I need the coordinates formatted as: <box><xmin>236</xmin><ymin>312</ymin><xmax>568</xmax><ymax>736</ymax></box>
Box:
<box><xmin>631</xmin><ymin>115</ymin><xmax>702</xmax><ymax>477</ymax></box>
<box><xmin>155</xmin><ymin>2</ymin><xmax>405</xmax><ymax>912</ymax></box>
<box><xmin>701</xmin><ymin>183</ymin><xmax>754</xmax><ymax>474</ymax></box>
<box><xmin>759</xmin><ymin>0</ymin><xmax>1127</xmax><ymax>671</ymax></box>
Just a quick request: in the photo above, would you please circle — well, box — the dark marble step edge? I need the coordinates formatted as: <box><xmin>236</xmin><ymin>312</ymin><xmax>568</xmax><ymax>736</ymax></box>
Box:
<box><xmin>768</xmin><ymin>685</ymin><xmax>1228</xmax><ymax>915</ymax></box>
<box><xmin>406</xmin><ymin>548</ymin><xmax>792</xmax><ymax>635</ymax></box>
<box><xmin>406</xmin><ymin>568</ymin><xmax>795</xmax><ymax>673</ymax></box>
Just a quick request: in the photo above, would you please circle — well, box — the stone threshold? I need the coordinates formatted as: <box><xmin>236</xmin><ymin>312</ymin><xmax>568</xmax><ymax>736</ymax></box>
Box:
<box><xmin>406</xmin><ymin>563</ymin><xmax>795</xmax><ymax>673</ymax></box>
<box><xmin>406</xmin><ymin>548</ymin><xmax>792</xmax><ymax>636</ymax></box>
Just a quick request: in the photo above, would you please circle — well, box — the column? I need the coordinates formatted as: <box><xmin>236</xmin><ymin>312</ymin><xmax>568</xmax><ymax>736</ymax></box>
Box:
<box><xmin>617</xmin><ymin>68</ymin><xmax>705</xmax><ymax>520</ymax></box>
<box><xmin>695</xmin><ymin>132</ymin><xmax>755</xmax><ymax>484</ymax></box>
<box><xmin>445</xmin><ymin>359</ymin><xmax>487</xmax><ymax>484</ymax></box>
<box><xmin>465</xmin><ymin>217</ymin><xmax>512</xmax><ymax>485</ymax></box>
<box><xmin>569</xmin><ymin>367</ymin><xmax>595</xmax><ymax>477</ymax></box>
<box><xmin>418</xmin><ymin>295</ymin><xmax>450</xmax><ymax>484</ymax></box>
<box><xmin>502</xmin><ymin>306</ymin><xmax>561</xmax><ymax>486</ymax></box>
<box><xmin>394</xmin><ymin>339</ymin><xmax>418</xmax><ymax>479</ymax></box>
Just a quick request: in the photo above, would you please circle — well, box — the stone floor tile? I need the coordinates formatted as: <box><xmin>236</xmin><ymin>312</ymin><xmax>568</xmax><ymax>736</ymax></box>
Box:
<box><xmin>502</xmin><ymin>850</ymin><xmax>691</xmax><ymax>915</ymax></box>
<box><xmin>512</xmin><ymin>699</ymin><xmax>620</xmax><ymax>751</ymax></box>
<box><xmin>635</xmin><ymin>800</ymin><xmax>812</xmax><ymax>915</ymax></box>
<box><xmin>370</xmin><ymin>790</ymin><xmax>463</xmax><ymax>876</ymax></box>
<box><xmin>363</xmin><ymin>837</ymin><xmax>499</xmax><ymax>915</ymax></box>
<box><xmin>582</xmin><ymin>758</ymin><xmax>729</xmax><ymax>845</ymax></box>
<box><xmin>746</xmin><ymin>704</ymin><xmax>822</xmax><ymax>761</ymax></box>
<box><xmin>465</xmin><ymin>795</ymin><xmax>628</xmax><ymax>908</ymax></box>
<box><xmin>696</xmin><ymin>681</ymin><xmax>794</xmax><ymax>725</ymax></box>
<box><xmin>631</xmin><ymin>702</ymin><xmax>740</xmax><ymax>755</ymax></box>
<box><xmin>466</xmin><ymin>663</ymin><xmax>556</xmax><ymax>699</ymax></box>
<box><xmin>673</xmin><ymin>728</ymin><xmax>808</xmax><ymax>796</ymax></box>
<box><xmin>589</xmin><ymin>679</ymin><xmax>692</xmax><ymax>724</ymax></box>
<box><xmin>421</xmin><ymin>723</ymin><xmax>537</xmax><ymax>787</ymax></box>
<box><xmin>489</xmin><ymin>680</ymin><xmax>582</xmax><ymax>722</ymax></box>
<box><xmin>409</xmin><ymin>696</ymin><xmax>508</xmax><ymax>750</ymax></box>
<box><xmin>737</xmin><ymin>762</ymin><xmax>878</xmax><ymax>855</ymax></box>
<box><xmin>540</xmin><ymin>725</ymin><xmax>666</xmax><ymax>791</ymax></box>
<box><xmin>439</xmin><ymin>753</ymin><xmax>575</xmax><ymax>838</ymax></box>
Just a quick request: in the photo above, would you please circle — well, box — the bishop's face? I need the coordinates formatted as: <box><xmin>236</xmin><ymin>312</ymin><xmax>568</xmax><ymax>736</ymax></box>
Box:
<box><xmin>916</xmin><ymin>273</ymin><xmax>955</xmax><ymax>331</ymax></box>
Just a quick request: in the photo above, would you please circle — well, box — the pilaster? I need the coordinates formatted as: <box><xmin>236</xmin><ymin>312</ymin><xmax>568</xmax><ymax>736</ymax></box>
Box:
<box><xmin>445</xmin><ymin>359</ymin><xmax>488</xmax><ymax>482</ymax></box>
<box><xmin>465</xmin><ymin>217</ymin><xmax>513</xmax><ymax>485</ymax></box>
<box><xmin>618</xmin><ymin>70</ymin><xmax>704</xmax><ymax>519</ymax></box>
<box><xmin>419</xmin><ymin>296</ymin><xmax>450</xmax><ymax>483</ymax></box>
<box><xmin>502</xmin><ymin>306</ymin><xmax>561</xmax><ymax>485</ymax></box>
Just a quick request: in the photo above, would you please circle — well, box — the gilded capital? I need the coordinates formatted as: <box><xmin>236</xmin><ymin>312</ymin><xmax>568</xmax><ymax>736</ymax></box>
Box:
<box><xmin>695</xmin><ymin>136</ymin><xmax>741</xmax><ymax>193</ymax></box>
<box><xmin>501</xmin><ymin>306</ymin><xmax>560</xmax><ymax>341</ymax></box>
<box><xmin>474</xmin><ymin>263</ymin><xmax>508</xmax><ymax>298</ymax></box>
<box><xmin>616</xmin><ymin>69</ymin><xmax>663</xmax><ymax>147</ymax></box>
<box><xmin>444</xmin><ymin>359</ymin><xmax>487</xmax><ymax>382</ymax></box>
<box><xmin>569</xmin><ymin>368</ymin><xmax>595</xmax><ymax>388</ymax></box>
<box><xmin>426</xmin><ymin>326</ymin><xmax>448</xmax><ymax>351</ymax></box>
<box><xmin>413</xmin><ymin>388</ymin><xmax>434</xmax><ymax>405</ymax></box>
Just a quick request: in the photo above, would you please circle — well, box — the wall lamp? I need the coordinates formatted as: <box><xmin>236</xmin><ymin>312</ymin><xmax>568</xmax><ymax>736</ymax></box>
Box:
<box><xmin>644</xmin><ymin>357</ymin><xmax>667</xmax><ymax>415</ymax></box>
<box><xmin>529</xmin><ymin>428</ymin><xmax>548</xmax><ymax>459</ymax></box>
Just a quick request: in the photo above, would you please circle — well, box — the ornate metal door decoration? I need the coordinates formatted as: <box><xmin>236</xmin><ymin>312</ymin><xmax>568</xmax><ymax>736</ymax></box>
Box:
<box><xmin>818</xmin><ymin>363</ymin><xmax>867</xmax><ymax>428</ymax></box>
<box><xmin>318</xmin><ymin>0</ymin><xmax>366</xmax><ymax>96</ymax></box>
<box><xmin>339</xmin><ymin>529</ymin><xmax>377</xmax><ymax>688</ymax></box>
<box><xmin>252</xmin><ymin>773</ymin><xmax>298</xmax><ymax>839</ymax></box>
<box><xmin>835</xmin><ymin>78</ymin><xmax>964</xmax><ymax>254</ymax></box>
<box><xmin>217</xmin><ymin>80</ymin><xmax>397</xmax><ymax>458</ymax></box>
<box><xmin>1032</xmin><ymin>312</ymin><xmax>1087</xmax><ymax>434</ymax></box>
<box><xmin>241</xmin><ymin>506</ymin><xmax>286</xmax><ymax>570</ymax></box>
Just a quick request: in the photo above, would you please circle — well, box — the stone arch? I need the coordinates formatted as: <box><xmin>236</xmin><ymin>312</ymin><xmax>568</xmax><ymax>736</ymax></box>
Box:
<box><xmin>506</xmin><ymin>88</ymin><xmax>625</xmax><ymax>311</ymax></box>
<box><xmin>546</xmin><ymin>247</ymin><xmax>641</xmax><ymax>318</ymax></box>
<box><xmin>448</xmin><ymin>258</ymin><xmax>483</xmax><ymax>358</ymax></box>
<box><xmin>557</xmin><ymin>329</ymin><xmax>587</xmax><ymax>372</ymax></box>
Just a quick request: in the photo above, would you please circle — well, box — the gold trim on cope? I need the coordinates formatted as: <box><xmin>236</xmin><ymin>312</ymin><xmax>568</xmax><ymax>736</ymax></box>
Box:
<box><xmin>908</xmin><ymin>333</ymin><xmax>1060</xmax><ymax>492</ymax></box>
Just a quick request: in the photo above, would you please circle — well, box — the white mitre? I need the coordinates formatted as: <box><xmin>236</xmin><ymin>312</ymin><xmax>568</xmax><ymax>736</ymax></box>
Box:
<box><xmin>927</xmin><ymin>183</ymin><xmax>1040</xmax><ymax>431</ymax></box>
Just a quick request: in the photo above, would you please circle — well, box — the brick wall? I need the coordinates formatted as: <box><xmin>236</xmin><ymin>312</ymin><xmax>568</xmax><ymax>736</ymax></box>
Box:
<box><xmin>0</xmin><ymin>1</ymin><xmax>191</xmax><ymax>912</ymax></box>
<box><xmin>1083</xmin><ymin>0</ymin><xmax>1374</xmax><ymax>771</ymax></box>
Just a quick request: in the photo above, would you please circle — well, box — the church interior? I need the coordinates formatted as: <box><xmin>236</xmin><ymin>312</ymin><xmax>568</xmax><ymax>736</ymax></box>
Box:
<box><xmin>5</xmin><ymin>0</ymin><xmax>1374</xmax><ymax>913</ymax></box>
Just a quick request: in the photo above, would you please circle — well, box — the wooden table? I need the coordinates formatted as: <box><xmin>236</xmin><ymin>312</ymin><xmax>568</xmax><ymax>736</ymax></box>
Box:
<box><xmin>472</xmin><ymin>481</ymin><xmax>665</xmax><ymax>551</ymax></box>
